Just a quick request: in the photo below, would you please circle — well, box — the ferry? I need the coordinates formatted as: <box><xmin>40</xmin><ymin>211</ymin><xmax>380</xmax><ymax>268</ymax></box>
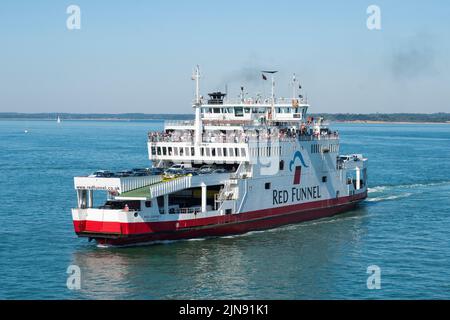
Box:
<box><xmin>71</xmin><ymin>66</ymin><xmax>368</xmax><ymax>246</ymax></box>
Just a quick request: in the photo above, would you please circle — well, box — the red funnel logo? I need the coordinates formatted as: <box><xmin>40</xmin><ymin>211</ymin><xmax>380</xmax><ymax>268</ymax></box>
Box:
<box><xmin>289</xmin><ymin>151</ymin><xmax>309</xmax><ymax>185</ymax></box>
<box><xmin>293</xmin><ymin>166</ymin><xmax>302</xmax><ymax>185</ymax></box>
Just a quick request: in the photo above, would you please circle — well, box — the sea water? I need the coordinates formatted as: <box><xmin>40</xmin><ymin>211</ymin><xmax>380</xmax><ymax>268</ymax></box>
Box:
<box><xmin>0</xmin><ymin>120</ymin><xmax>449</xmax><ymax>299</ymax></box>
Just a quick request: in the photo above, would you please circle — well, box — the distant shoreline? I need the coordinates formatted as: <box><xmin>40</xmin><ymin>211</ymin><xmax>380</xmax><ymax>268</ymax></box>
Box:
<box><xmin>2</xmin><ymin>118</ymin><xmax>449</xmax><ymax>125</ymax></box>
<box><xmin>1</xmin><ymin>113</ymin><xmax>450</xmax><ymax>124</ymax></box>
<box><xmin>336</xmin><ymin>120</ymin><xmax>450</xmax><ymax>125</ymax></box>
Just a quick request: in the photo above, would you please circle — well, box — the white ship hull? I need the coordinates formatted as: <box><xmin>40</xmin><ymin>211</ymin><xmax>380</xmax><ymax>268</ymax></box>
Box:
<box><xmin>71</xmin><ymin>67</ymin><xmax>368</xmax><ymax>246</ymax></box>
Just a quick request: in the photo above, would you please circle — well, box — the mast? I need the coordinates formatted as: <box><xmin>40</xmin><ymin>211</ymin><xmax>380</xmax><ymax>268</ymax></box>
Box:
<box><xmin>192</xmin><ymin>65</ymin><xmax>202</xmax><ymax>146</ymax></box>
<box><xmin>292</xmin><ymin>73</ymin><xmax>297</xmax><ymax>100</ymax></box>
<box><xmin>262</xmin><ymin>70</ymin><xmax>278</xmax><ymax>122</ymax></box>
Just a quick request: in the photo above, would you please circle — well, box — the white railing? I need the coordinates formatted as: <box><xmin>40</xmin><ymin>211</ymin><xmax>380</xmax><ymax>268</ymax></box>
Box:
<box><xmin>164</xmin><ymin>120</ymin><xmax>195</xmax><ymax>127</ymax></box>
<box><xmin>74</xmin><ymin>175</ymin><xmax>162</xmax><ymax>193</ymax></box>
<box><xmin>148</xmin><ymin>175</ymin><xmax>192</xmax><ymax>198</ymax></box>
<box><xmin>120</xmin><ymin>175</ymin><xmax>162</xmax><ymax>193</ymax></box>
<box><xmin>197</xmin><ymin>98</ymin><xmax>309</xmax><ymax>106</ymax></box>
<box><xmin>230</xmin><ymin>162</ymin><xmax>249</xmax><ymax>179</ymax></box>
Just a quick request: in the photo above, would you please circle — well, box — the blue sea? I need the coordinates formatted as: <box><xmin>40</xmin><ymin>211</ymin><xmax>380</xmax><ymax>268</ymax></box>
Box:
<box><xmin>0</xmin><ymin>120</ymin><xmax>449</xmax><ymax>299</ymax></box>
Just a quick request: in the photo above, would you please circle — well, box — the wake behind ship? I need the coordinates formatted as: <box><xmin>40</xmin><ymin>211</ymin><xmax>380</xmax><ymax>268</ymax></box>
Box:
<box><xmin>72</xmin><ymin>67</ymin><xmax>368</xmax><ymax>246</ymax></box>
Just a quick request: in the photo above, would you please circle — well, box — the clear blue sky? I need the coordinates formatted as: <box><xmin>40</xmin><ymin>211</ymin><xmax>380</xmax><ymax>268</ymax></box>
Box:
<box><xmin>0</xmin><ymin>0</ymin><xmax>449</xmax><ymax>113</ymax></box>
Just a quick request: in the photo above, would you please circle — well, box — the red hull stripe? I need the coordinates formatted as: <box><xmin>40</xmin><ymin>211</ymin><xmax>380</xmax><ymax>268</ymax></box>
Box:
<box><xmin>74</xmin><ymin>192</ymin><xmax>367</xmax><ymax>244</ymax></box>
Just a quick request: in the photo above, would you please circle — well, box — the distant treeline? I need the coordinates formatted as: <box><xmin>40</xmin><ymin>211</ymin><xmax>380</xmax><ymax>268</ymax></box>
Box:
<box><xmin>1</xmin><ymin>112</ymin><xmax>450</xmax><ymax>123</ymax></box>
<box><xmin>0</xmin><ymin>113</ymin><xmax>193</xmax><ymax>120</ymax></box>
<box><xmin>309</xmin><ymin>113</ymin><xmax>450</xmax><ymax>123</ymax></box>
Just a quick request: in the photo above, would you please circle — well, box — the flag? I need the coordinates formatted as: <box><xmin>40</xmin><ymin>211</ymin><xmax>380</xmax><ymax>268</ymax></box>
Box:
<box><xmin>262</xmin><ymin>74</ymin><xmax>267</xmax><ymax>80</ymax></box>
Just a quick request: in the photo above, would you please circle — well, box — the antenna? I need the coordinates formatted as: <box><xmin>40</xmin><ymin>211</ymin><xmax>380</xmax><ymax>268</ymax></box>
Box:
<box><xmin>225</xmin><ymin>84</ymin><xmax>228</xmax><ymax>103</ymax></box>
<box><xmin>192</xmin><ymin>65</ymin><xmax>201</xmax><ymax>105</ymax></box>
<box><xmin>292</xmin><ymin>73</ymin><xmax>297</xmax><ymax>100</ymax></box>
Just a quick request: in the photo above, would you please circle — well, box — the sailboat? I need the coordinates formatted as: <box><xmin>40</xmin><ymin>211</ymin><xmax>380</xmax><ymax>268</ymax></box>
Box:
<box><xmin>57</xmin><ymin>116</ymin><xmax>61</xmax><ymax>123</ymax></box>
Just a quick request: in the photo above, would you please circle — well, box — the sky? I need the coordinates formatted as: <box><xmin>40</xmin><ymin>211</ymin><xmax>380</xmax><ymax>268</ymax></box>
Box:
<box><xmin>0</xmin><ymin>0</ymin><xmax>449</xmax><ymax>114</ymax></box>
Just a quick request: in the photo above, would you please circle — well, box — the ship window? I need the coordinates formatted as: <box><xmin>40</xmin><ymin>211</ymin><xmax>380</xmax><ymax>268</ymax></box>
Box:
<box><xmin>218</xmin><ymin>148</ymin><xmax>222</xmax><ymax>157</ymax></box>
<box><xmin>240</xmin><ymin>148</ymin><xmax>246</xmax><ymax>157</ymax></box>
<box><xmin>151</xmin><ymin>146</ymin><xmax>156</xmax><ymax>155</ymax></box>
<box><xmin>244</xmin><ymin>108</ymin><xmax>251</xmax><ymax>113</ymax></box>
<box><xmin>162</xmin><ymin>147</ymin><xmax>166</xmax><ymax>156</ymax></box>
<box><xmin>229</xmin><ymin>148</ymin><xmax>234</xmax><ymax>157</ymax></box>
<box><xmin>265</xmin><ymin>182</ymin><xmax>271</xmax><ymax>189</ymax></box>
<box><xmin>212</xmin><ymin>148</ymin><xmax>216</xmax><ymax>156</ymax></box>
<box><xmin>191</xmin><ymin>147</ymin><xmax>195</xmax><ymax>156</ymax></box>
<box><xmin>322</xmin><ymin>176</ymin><xmax>327</xmax><ymax>183</ymax></box>
<box><xmin>168</xmin><ymin>147</ymin><xmax>173</xmax><ymax>155</ymax></box>
<box><xmin>223</xmin><ymin>148</ymin><xmax>227</xmax><ymax>157</ymax></box>
<box><xmin>185</xmin><ymin>147</ymin><xmax>190</xmax><ymax>156</ymax></box>
<box><xmin>174</xmin><ymin>147</ymin><xmax>178</xmax><ymax>156</ymax></box>
<box><xmin>157</xmin><ymin>147</ymin><xmax>161</xmax><ymax>155</ymax></box>
<box><xmin>235</xmin><ymin>107</ymin><xmax>244</xmax><ymax>117</ymax></box>
<box><xmin>235</xmin><ymin>148</ymin><xmax>239</xmax><ymax>156</ymax></box>
<box><xmin>206</xmin><ymin>148</ymin><xmax>211</xmax><ymax>156</ymax></box>
<box><xmin>213</xmin><ymin>108</ymin><xmax>221</xmax><ymax>113</ymax></box>
<box><xmin>279</xmin><ymin>160</ymin><xmax>284</xmax><ymax>170</ymax></box>
<box><xmin>201</xmin><ymin>148</ymin><xmax>204</xmax><ymax>156</ymax></box>
<box><xmin>145</xmin><ymin>201</ymin><xmax>152</xmax><ymax>208</ymax></box>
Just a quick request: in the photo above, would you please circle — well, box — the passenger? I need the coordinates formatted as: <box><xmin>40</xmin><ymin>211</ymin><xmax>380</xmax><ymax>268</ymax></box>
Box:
<box><xmin>124</xmin><ymin>204</ymin><xmax>129</xmax><ymax>212</ymax></box>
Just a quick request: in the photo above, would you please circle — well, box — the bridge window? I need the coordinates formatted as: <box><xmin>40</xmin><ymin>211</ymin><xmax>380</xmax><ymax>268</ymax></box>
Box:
<box><xmin>235</xmin><ymin>107</ymin><xmax>244</xmax><ymax>117</ymax></box>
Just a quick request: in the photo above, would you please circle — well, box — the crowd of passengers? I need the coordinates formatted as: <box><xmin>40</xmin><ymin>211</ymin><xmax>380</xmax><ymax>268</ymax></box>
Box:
<box><xmin>148</xmin><ymin>122</ymin><xmax>338</xmax><ymax>143</ymax></box>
